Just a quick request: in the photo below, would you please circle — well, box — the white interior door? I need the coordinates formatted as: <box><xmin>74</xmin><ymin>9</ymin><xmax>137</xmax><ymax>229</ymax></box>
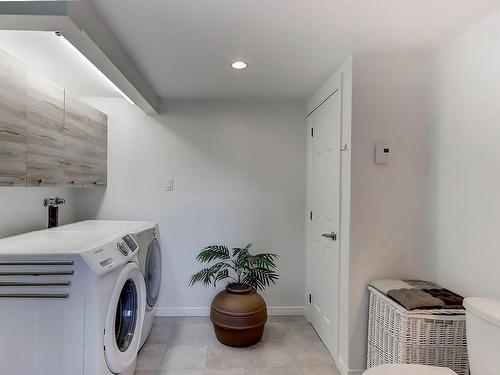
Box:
<box><xmin>307</xmin><ymin>89</ymin><xmax>342</xmax><ymax>358</ymax></box>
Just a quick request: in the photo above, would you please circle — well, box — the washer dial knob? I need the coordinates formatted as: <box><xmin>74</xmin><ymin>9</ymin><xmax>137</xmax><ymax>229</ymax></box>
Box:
<box><xmin>117</xmin><ymin>241</ymin><xmax>129</xmax><ymax>256</ymax></box>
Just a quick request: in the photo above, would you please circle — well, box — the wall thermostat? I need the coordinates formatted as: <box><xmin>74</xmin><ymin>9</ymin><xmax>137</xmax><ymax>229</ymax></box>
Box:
<box><xmin>375</xmin><ymin>144</ymin><xmax>391</xmax><ymax>164</ymax></box>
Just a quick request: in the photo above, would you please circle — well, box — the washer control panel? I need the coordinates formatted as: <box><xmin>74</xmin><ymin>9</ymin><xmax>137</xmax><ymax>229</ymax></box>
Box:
<box><xmin>81</xmin><ymin>233</ymin><xmax>139</xmax><ymax>275</ymax></box>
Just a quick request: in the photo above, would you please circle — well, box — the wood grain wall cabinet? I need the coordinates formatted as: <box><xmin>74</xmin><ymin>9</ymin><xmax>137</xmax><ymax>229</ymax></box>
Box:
<box><xmin>26</xmin><ymin>72</ymin><xmax>65</xmax><ymax>187</ymax></box>
<box><xmin>0</xmin><ymin>49</ymin><xmax>108</xmax><ymax>188</ymax></box>
<box><xmin>64</xmin><ymin>92</ymin><xmax>107</xmax><ymax>187</ymax></box>
<box><xmin>0</xmin><ymin>50</ymin><xmax>29</xmax><ymax>187</ymax></box>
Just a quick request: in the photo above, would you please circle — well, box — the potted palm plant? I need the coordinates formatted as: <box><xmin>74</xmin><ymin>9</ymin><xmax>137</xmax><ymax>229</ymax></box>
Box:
<box><xmin>189</xmin><ymin>243</ymin><xmax>279</xmax><ymax>347</ymax></box>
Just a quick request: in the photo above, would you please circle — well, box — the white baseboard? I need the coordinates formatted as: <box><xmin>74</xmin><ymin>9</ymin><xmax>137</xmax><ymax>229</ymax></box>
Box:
<box><xmin>156</xmin><ymin>307</ymin><xmax>210</xmax><ymax>317</ymax></box>
<box><xmin>337</xmin><ymin>357</ymin><xmax>364</xmax><ymax>375</ymax></box>
<box><xmin>156</xmin><ymin>306</ymin><xmax>305</xmax><ymax>317</ymax></box>
<box><xmin>267</xmin><ymin>306</ymin><xmax>305</xmax><ymax>315</ymax></box>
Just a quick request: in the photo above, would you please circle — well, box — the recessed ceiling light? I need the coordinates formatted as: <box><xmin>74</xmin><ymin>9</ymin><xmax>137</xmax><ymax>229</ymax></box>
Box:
<box><xmin>231</xmin><ymin>61</ymin><xmax>248</xmax><ymax>70</ymax></box>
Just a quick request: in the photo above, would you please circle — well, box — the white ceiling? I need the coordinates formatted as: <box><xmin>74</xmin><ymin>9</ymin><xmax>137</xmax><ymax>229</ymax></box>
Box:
<box><xmin>90</xmin><ymin>0</ymin><xmax>500</xmax><ymax>99</ymax></box>
<box><xmin>0</xmin><ymin>30</ymin><xmax>120</xmax><ymax>98</ymax></box>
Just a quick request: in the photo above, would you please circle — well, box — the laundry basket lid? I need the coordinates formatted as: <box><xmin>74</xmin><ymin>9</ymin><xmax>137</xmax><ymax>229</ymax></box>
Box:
<box><xmin>464</xmin><ymin>297</ymin><xmax>500</xmax><ymax>327</ymax></box>
<box><xmin>364</xmin><ymin>364</ymin><xmax>456</xmax><ymax>375</ymax></box>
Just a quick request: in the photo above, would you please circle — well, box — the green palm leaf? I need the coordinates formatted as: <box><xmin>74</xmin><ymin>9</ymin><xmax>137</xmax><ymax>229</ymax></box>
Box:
<box><xmin>196</xmin><ymin>245</ymin><xmax>230</xmax><ymax>263</ymax></box>
<box><xmin>247</xmin><ymin>253</ymin><xmax>278</xmax><ymax>269</ymax></box>
<box><xmin>190</xmin><ymin>243</ymin><xmax>279</xmax><ymax>291</ymax></box>
<box><xmin>242</xmin><ymin>267</ymin><xmax>279</xmax><ymax>291</ymax></box>
<box><xmin>214</xmin><ymin>268</ymin><xmax>229</xmax><ymax>286</ymax></box>
<box><xmin>189</xmin><ymin>262</ymin><xmax>227</xmax><ymax>287</ymax></box>
<box><xmin>232</xmin><ymin>243</ymin><xmax>252</xmax><ymax>257</ymax></box>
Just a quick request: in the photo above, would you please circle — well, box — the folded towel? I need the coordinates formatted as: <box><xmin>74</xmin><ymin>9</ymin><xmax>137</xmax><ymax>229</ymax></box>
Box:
<box><xmin>404</xmin><ymin>279</ymin><xmax>441</xmax><ymax>290</ymax></box>
<box><xmin>369</xmin><ymin>279</ymin><xmax>465</xmax><ymax>311</ymax></box>
<box><xmin>369</xmin><ymin>279</ymin><xmax>413</xmax><ymax>294</ymax></box>
<box><xmin>424</xmin><ymin>288</ymin><xmax>464</xmax><ymax>310</ymax></box>
<box><xmin>387</xmin><ymin>288</ymin><xmax>445</xmax><ymax>310</ymax></box>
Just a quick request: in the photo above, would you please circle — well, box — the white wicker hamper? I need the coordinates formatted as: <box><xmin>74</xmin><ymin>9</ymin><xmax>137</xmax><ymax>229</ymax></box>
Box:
<box><xmin>367</xmin><ymin>286</ymin><xmax>469</xmax><ymax>375</ymax></box>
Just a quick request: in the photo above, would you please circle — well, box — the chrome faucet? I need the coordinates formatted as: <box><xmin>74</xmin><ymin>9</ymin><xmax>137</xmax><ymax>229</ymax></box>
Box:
<box><xmin>43</xmin><ymin>197</ymin><xmax>66</xmax><ymax>228</ymax></box>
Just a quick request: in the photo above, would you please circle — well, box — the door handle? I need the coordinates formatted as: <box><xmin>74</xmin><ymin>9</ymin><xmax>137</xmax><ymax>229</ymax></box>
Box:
<box><xmin>321</xmin><ymin>232</ymin><xmax>337</xmax><ymax>241</ymax></box>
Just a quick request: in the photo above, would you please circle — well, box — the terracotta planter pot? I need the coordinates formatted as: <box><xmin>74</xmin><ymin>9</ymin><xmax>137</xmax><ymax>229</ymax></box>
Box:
<box><xmin>210</xmin><ymin>283</ymin><xmax>267</xmax><ymax>347</ymax></box>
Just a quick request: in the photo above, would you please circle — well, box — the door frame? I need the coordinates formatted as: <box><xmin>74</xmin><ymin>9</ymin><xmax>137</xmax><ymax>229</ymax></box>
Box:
<box><xmin>305</xmin><ymin>57</ymin><xmax>352</xmax><ymax>371</ymax></box>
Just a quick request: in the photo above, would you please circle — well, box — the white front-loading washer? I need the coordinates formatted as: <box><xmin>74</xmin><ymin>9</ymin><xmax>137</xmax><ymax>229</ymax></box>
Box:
<box><xmin>0</xmin><ymin>227</ymin><xmax>146</xmax><ymax>375</ymax></box>
<box><xmin>53</xmin><ymin>220</ymin><xmax>162</xmax><ymax>348</ymax></box>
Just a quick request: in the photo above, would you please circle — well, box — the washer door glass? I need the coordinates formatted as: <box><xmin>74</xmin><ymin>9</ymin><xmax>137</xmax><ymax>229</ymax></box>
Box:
<box><xmin>115</xmin><ymin>279</ymin><xmax>138</xmax><ymax>352</ymax></box>
<box><xmin>146</xmin><ymin>238</ymin><xmax>161</xmax><ymax>307</ymax></box>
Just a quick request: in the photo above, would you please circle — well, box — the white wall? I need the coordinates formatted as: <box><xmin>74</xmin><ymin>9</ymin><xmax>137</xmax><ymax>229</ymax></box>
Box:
<box><xmin>348</xmin><ymin>51</ymin><xmax>429</xmax><ymax>373</ymax></box>
<box><xmin>0</xmin><ymin>188</ymin><xmax>79</xmax><ymax>238</ymax></box>
<box><xmin>75</xmin><ymin>97</ymin><xmax>307</xmax><ymax>314</ymax></box>
<box><xmin>426</xmin><ymin>11</ymin><xmax>500</xmax><ymax>298</ymax></box>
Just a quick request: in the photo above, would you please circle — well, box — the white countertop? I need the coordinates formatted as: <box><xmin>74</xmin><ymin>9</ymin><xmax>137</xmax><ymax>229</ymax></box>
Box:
<box><xmin>0</xmin><ymin>220</ymin><xmax>156</xmax><ymax>256</ymax></box>
<box><xmin>0</xmin><ymin>230</ymin><xmax>117</xmax><ymax>256</ymax></box>
<box><xmin>49</xmin><ymin>220</ymin><xmax>156</xmax><ymax>234</ymax></box>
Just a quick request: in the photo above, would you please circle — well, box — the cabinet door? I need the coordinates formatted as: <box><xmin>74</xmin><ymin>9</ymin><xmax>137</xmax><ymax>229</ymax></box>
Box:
<box><xmin>85</xmin><ymin>104</ymin><xmax>107</xmax><ymax>186</ymax></box>
<box><xmin>26</xmin><ymin>72</ymin><xmax>65</xmax><ymax>186</ymax></box>
<box><xmin>64</xmin><ymin>92</ymin><xmax>107</xmax><ymax>187</ymax></box>
<box><xmin>0</xmin><ymin>50</ymin><xmax>28</xmax><ymax>186</ymax></box>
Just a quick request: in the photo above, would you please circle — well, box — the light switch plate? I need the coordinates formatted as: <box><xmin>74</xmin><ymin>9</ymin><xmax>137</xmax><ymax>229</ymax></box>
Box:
<box><xmin>165</xmin><ymin>178</ymin><xmax>174</xmax><ymax>191</ymax></box>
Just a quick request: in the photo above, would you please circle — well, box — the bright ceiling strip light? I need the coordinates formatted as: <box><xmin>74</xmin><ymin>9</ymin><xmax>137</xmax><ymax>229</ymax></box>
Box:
<box><xmin>56</xmin><ymin>32</ymin><xmax>135</xmax><ymax>105</ymax></box>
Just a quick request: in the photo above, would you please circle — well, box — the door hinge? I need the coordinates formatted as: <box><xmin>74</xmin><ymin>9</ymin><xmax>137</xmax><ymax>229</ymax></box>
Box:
<box><xmin>309</xmin><ymin>294</ymin><xmax>312</xmax><ymax>304</ymax></box>
<box><xmin>309</xmin><ymin>211</ymin><xmax>313</xmax><ymax>221</ymax></box>
<box><xmin>311</xmin><ymin>127</ymin><xmax>314</xmax><ymax>137</ymax></box>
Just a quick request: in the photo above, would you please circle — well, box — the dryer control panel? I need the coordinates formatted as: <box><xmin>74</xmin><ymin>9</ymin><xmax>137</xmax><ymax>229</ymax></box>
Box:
<box><xmin>81</xmin><ymin>234</ymin><xmax>139</xmax><ymax>275</ymax></box>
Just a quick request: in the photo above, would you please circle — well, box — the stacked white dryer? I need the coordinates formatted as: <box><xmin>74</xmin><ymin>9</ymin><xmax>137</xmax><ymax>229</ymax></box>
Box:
<box><xmin>54</xmin><ymin>220</ymin><xmax>162</xmax><ymax>347</ymax></box>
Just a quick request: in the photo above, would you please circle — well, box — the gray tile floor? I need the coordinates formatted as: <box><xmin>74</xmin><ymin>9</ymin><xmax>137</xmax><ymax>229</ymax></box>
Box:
<box><xmin>135</xmin><ymin>316</ymin><xmax>341</xmax><ymax>375</ymax></box>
